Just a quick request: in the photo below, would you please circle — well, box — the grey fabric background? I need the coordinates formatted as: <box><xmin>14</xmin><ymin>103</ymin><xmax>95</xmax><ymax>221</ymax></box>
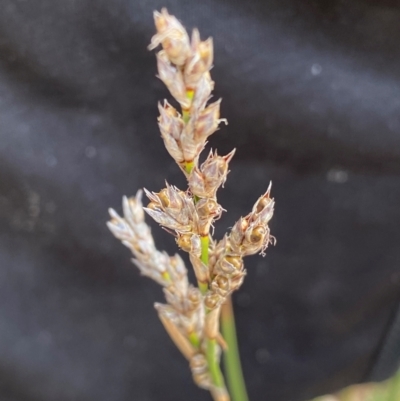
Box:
<box><xmin>0</xmin><ymin>1</ymin><xmax>400</xmax><ymax>400</ymax></box>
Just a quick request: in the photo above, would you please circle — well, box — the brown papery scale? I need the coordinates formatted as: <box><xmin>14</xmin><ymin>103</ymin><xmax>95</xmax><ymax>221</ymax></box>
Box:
<box><xmin>205</xmin><ymin>292</ymin><xmax>222</xmax><ymax>309</ymax></box>
<box><xmin>158</xmin><ymin>188</ymin><xmax>171</xmax><ymax>208</ymax></box>
<box><xmin>177</xmin><ymin>233</ymin><xmax>192</xmax><ymax>252</ymax></box>
<box><xmin>147</xmin><ymin>201</ymin><xmax>160</xmax><ymax>210</ymax></box>
<box><xmin>188</xmin><ymin>287</ymin><xmax>202</xmax><ymax>305</ymax></box>
<box><xmin>255</xmin><ymin>196</ymin><xmax>271</xmax><ymax>214</ymax></box>
<box><xmin>196</xmin><ymin>198</ymin><xmax>220</xmax><ymax>218</ymax></box>
<box><xmin>249</xmin><ymin>226</ymin><xmax>266</xmax><ymax>244</ymax></box>
<box><xmin>214</xmin><ymin>275</ymin><xmax>229</xmax><ymax>291</ymax></box>
<box><xmin>225</xmin><ymin>255</ymin><xmax>242</xmax><ymax>269</ymax></box>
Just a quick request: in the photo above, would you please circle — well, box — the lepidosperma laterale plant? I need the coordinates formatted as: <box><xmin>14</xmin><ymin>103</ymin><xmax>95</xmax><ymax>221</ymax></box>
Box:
<box><xmin>107</xmin><ymin>9</ymin><xmax>275</xmax><ymax>401</ymax></box>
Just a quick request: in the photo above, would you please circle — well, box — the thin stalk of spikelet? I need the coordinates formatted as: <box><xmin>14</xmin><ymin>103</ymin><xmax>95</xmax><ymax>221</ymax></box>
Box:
<box><xmin>107</xmin><ymin>8</ymin><xmax>275</xmax><ymax>401</ymax></box>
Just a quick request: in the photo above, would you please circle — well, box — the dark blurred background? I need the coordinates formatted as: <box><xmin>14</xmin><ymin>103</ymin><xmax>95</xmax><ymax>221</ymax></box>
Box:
<box><xmin>0</xmin><ymin>1</ymin><xmax>400</xmax><ymax>400</ymax></box>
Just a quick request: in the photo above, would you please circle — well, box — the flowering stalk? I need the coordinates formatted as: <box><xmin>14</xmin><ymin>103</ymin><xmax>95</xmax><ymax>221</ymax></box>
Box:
<box><xmin>107</xmin><ymin>9</ymin><xmax>275</xmax><ymax>401</ymax></box>
<box><xmin>221</xmin><ymin>297</ymin><xmax>249</xmax><ymax>401</ymax></box>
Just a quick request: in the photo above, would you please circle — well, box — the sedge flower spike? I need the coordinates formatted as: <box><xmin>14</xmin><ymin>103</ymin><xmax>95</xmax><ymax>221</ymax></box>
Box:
<box><xmin>107</xmin><ymin>9</ymin><xmax>275</xmax><ymax>401</ymax></box>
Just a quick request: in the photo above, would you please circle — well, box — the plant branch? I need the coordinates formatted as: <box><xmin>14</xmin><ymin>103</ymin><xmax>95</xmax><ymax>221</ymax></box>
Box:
<box><xmin>221</xmin><ymin>297</ymin><xmax>249</xmax><ymax>401</ymax></box>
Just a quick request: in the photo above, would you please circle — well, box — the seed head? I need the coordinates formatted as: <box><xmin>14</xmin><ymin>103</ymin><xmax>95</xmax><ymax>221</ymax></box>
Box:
<box><xmin>252</xmin><ymin>182</ymin><xmax>274</xmax><ymax>225</ymax></box>
<box><xmin>214</xmin><ymin>253</ymin><xmax>243</xmax><ymax>275</ymax></box>
<box><xmin>149</xmin><ymin>8</ymin><xmax>191</xmax><ymax>66</ymax></box>
<box><xmin>205</xmin><ymin>292</ymin><xmax>223</xmax><ymax>310</ymax></box>
<box><xmin>157</xmin><ymin>101</ymin><xmax>185</xmax><ymax>163</ymax></box>
<box><xmin>109</xmin><ymin>10</ymin><xmax>276</xmax><ymax>400</ymax></box>
<box><xmin>176</xmin><ymin>233</ymin><xmax>193</xmax><ymax>252</ymax></box>
<box><xmin>189</xmin><ymin>149</ymin><xmax>235</xmax><ymax>198</ymax></box>
<box><xmin>211</xmin><ymin>275</ymin><xmax>231</xmax><ymax>298</ymax></box>
<box><xmin>143</xmin><ymin>185</ymin><xmax>196</xmax><ymax>233</ymax></box>
<box><xmin>195</xmin><ymin>100</ymin><xmax>222</xmax><ymax>141</ymax></box>
<box><xmin>156</xmin><ymin>51</ymin><xmax>190</xmax><ymax>108</ymax></box>
<box><xmin>229</xmin><ymin>187</ymin><xmax>275</xmax><ymax>256</ymax></box>
<box><xmin>184</xmin><ymin>29</ymin><xmax>214</xmax><ymax>87</ymax></box>
<box><xmin>190</xmin><ymin>72</ymin><xmax>214</xmax><ymax>112</ymax></box>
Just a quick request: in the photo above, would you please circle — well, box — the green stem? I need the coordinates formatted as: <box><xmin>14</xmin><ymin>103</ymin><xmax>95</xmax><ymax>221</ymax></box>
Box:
<box><xmin>188</xmin><ymin>331</ymin><xmax>201</xmax><ymax>349</ymax></box>
<box><xmin>202</xmin><ymin>236</ymin><xmax>228</xmax><ymax>399</ymax></box>
<box><xmin>221</xmin><ymin>297</ymin><xmax>249</xmax><ymax>401</ymax></box>
<box><xmin>199</xmin><ymin>282</ymin><xmax>208</xmax><ymax>295</ymax></box>
<box><xmin>201</xmin><ymin>235</ymin><xmax>209</xmax><ymax>266</ymax></box>
<box><xmin>387</xmin><ymin>370</ymin><xmax>400</xmax><ymax>401</ymax></box>
<box><xmin>206</xmin><ymin>338</ymin><xmax>226</xmax><ymax>389</ymax></box>
<box><xmin>183</xmin><ymin>158</ymin><xmax>229</xmax><ymax>400</ymax></box>
<box><xmin>184</xmin><ymin>161</ymin><xmax>208</xmax><ymax>295</ymax></box>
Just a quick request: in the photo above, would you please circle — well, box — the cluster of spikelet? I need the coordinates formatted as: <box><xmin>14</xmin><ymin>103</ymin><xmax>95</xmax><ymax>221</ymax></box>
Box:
<box><xmin>107</xmin><ymin>9</ymin><xmax>275</xmax><ymax>401</ymax></box>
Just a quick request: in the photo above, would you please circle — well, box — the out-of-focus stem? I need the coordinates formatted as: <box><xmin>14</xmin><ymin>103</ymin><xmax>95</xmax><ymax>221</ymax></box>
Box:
<box><xmin>199</xmin><ymin>281</ymin><xmax>208</xmax><ymax>295</ymax></box>
<box><xmin>221</xmin><ymin>297</ymin><xmax>249</xmax><ymax>401</ymax></box>
<box><xmin>207</xmin><ymin>338</ymin><xmax>226</xmax><ymax>389</ymax></box>
<box><xmin>188</xmin><ymin>331</ymin><xmax>201</xmax><ymax>349</ymax></box>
